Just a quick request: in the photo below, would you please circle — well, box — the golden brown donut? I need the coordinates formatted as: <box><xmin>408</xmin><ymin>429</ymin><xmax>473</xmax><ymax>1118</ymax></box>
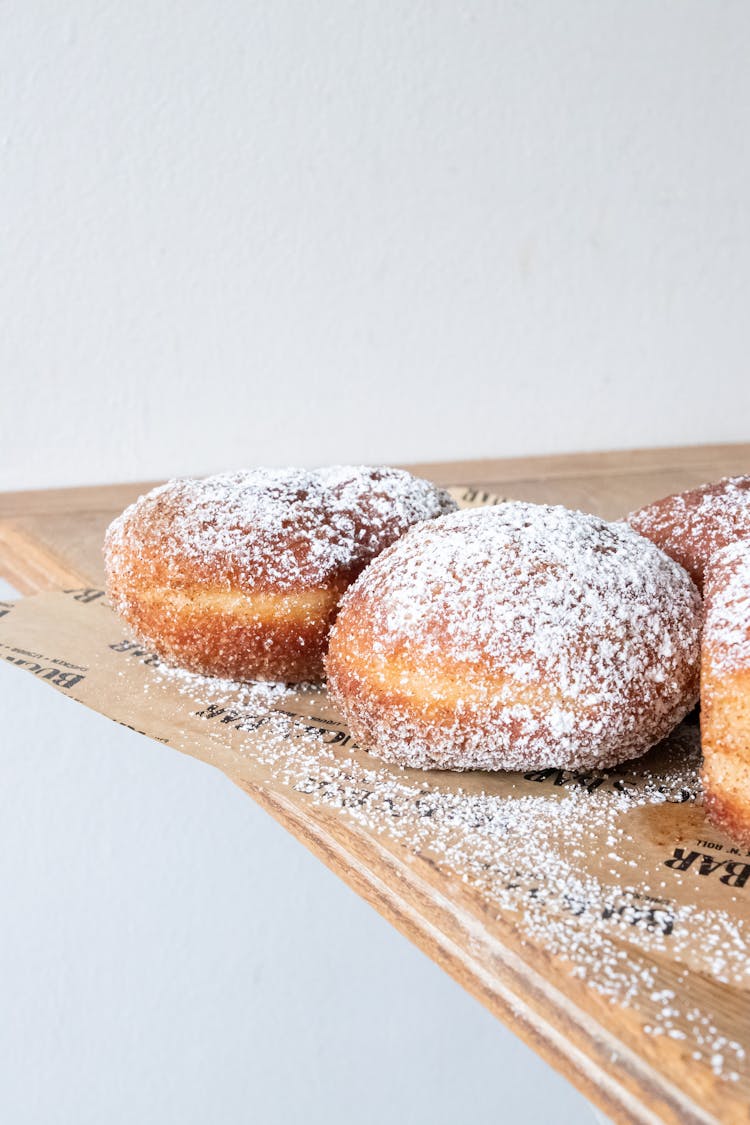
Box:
<box><xmin>701</xmin><ymin>540</ymin><xmax>750</xmax><ymax>845</ymax></box>
<box><xmin>627</xmin><ymin>476</ymin><xmax>750</xmax><ymax>592</ymax></box>
<box><xmin>326</xmin><ymin>503</ymin><xmax>702</xmax><ymax>772</ymax></box>
<box><xmin>104</xmin><ymin>466</ymin><xmax>456</xmax><ymax>682</ymax></box>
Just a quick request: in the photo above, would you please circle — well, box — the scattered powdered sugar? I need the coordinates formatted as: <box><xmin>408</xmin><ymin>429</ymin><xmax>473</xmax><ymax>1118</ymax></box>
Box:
<box><xmin>104</xmin><ymin>466</ymin><xmax>457</xmax><ymax>591</ymax></box>
<box><xmin>704</xmin><ymin>540</ymin><xmax>750</xmax><ymax>672</ymax></box>
<box><xmin>628</xmin><ymin>475</ymin><xmax>750</xmax><ymax>591</ymax></box>
<box><xmin>103</xmin><ymin>478</ymin><xmax>749</xmax><ymax>1088</ymax></box>
<box><xmin>150</xmin><ymin>660</ymin><xmax>748</xmax><ymax>1082</ymax></box>
<box><xmin>326</xmin><ymin>504</ymin><xmax>702</xmax><ymax>772</ymax></box>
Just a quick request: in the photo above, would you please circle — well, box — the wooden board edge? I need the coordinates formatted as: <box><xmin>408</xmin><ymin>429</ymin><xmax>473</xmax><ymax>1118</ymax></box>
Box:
<box><xmin>2</xmin><ymin>442</ymin><xmax>750</xmax><ymax>520</ymax></box>
<box><xmin>404</xmin><ymin>442</ymin><xmax>750</xmax><ymax>487</ymax></box>
<box><xmin>233</xmin><ymin>778</ymin><xmax>718</xmax><ymax>1125</ymax></box>
<box><xmin>0</xmin><ymin>521</ymin><xmax>92</xmax><ymax>594</ymax></box>
<box><xmin>0</xmin><ymin>482</ymin><xmax>161</xmax><ymax>519</ymax></box>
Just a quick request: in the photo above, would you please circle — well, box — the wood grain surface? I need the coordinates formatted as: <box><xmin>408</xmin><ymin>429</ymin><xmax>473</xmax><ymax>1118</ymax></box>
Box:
<box><xmin>2</xmin><ymin>442</ymin><xmax>749</xmax><ymax>1125</ymax></box>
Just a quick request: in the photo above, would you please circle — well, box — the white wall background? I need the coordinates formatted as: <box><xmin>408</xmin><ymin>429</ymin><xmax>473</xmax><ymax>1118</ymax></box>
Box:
<box><xmin>2</xmin><ymin>1</ymin><xmax>750</xmax><ymax>491</ymax></box>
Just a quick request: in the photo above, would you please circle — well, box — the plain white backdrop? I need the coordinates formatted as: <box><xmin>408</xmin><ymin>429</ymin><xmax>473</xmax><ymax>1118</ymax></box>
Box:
<box><xmin>2</xmin><ymin>2</ymin><xmax>749</xmax><ymax>1122</ymax></box>
<box><xmin>2</xmin><ymin>1</ymin><xmax>750</xmax><ymax>491</ymax></box>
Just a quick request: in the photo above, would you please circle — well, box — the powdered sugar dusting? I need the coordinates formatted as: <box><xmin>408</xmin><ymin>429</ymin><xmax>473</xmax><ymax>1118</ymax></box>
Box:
<box><xmin>327</xmin><ymin>504</ymin><xmax>702</xmax><ymax>772</ymax></box>
<box><xmin>148</xmin><ymin>660</ymin><xmax>748</xmax><ymax>1083</ymax></box>
<box><xmin>704</xmin><ymin>540</ymin><xmax>750</xmax><ymax>673</ymax></box>
<box><xmin>105</xmin><ymin>466</ymin><xmax>457</xmax><ymax>592</ymax></box>
<box><xmin>628</xmin><ymin>476</ymin><xmax>750</xmax><ymax>591</ymax></box>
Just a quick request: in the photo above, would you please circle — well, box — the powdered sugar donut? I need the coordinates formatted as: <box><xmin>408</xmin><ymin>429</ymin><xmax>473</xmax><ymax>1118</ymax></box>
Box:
<box><xmin>627</xmin><ymin>476</ymin><xmax>750</xmax><ymax>593</ymax></box>
<box><xmin>326</xmin><ymin>502</ymin><xmax>702</xmax><ymax>771</ymax></box>
<box><xmin>701</xmin><ymin>540</ymin><xmax>750</xmax><ymax>845</ymax></box>
<box><xmin>104</xmin><ymin>466</ymin><xmax>456</xmax><ymax>682</ymax></box>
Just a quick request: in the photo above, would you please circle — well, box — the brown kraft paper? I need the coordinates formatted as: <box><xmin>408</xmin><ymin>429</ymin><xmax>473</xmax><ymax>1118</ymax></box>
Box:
<box><xmin>0</xmin><ymin>486</ymin><xmax>747</xmax><ymax>1092</ymax></box>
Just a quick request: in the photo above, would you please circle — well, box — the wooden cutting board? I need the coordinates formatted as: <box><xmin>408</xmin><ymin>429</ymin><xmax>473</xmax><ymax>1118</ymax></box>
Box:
<box><xmin>2</xmin><ymin>442</ymin><xmax>749</xmax><ymax>1125</ymax></box>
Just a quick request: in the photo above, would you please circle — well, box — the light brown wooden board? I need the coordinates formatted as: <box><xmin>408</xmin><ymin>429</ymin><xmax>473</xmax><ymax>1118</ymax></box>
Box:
<box><xmin>1</xmin><ymin>443</ymin><xmax>749</xmax><ymax>1125</ymax></box>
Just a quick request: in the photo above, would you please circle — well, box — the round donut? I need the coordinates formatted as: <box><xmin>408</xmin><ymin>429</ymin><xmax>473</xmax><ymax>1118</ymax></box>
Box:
<box><xmin>627</xmin><ymin>476</ymin><xmax>750</xmax><ymax>592</ymax></box>
<box><xmin>104</xmin><ymin>466</ymin><xmax>456</xmax><ymax>682</ymax></box>
<box><xmin>325</xmin><ymin>502</ymin><xmax>702</xmax><ymax>772</ymax></box>
<box><xmin>700</xmin><ymin>540</ymin><xmax>750</xmax><ymax>845</ymax></box>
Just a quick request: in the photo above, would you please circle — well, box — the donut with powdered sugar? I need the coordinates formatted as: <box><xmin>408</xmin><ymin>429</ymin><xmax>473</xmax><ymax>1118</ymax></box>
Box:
<box><xmin>627</xmin><ymin>476</ymin><xmax>750</xmax><ymax>593</ymax></box>
<box><xmin>326</xmin><ymin>502</ymin><xmax>702</xmax><ymax>772</ymax></box>
<box><xmin>104</xmin><ymin>466</ymin><xmax>456</xmax><ymax>682</ymax></box>
<box><xmin>701</xmin><ymin>540</ymin><xmax>750</xmax><ymax>845</ymax></box>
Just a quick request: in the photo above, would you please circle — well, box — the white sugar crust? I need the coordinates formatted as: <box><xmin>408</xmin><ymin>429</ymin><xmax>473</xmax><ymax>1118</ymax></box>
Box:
<box><xmin>327</xmin><ymin>503</ymin><xmax>702</xmax><ymax>772</ymax></box>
